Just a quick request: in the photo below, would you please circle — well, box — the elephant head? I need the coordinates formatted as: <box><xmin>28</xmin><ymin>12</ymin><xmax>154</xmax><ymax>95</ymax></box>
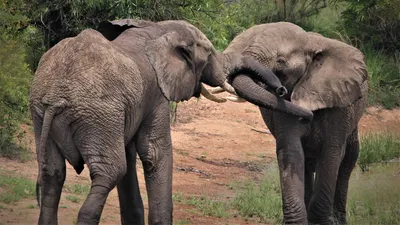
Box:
<box><xmin>97</xmin><ymin>19</ymin><xmax>313</xmax><ymax>120</ymax></box>
<box><xmin>219</xmin><ymin>22</ymin><xmax>367</xmax><ymax>112</ymax></box>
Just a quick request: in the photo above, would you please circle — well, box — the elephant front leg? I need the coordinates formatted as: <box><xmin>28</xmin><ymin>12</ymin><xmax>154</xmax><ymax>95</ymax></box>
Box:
<box><xmin>136</xmin><ymin>103</ymin><xmax>173</xmax><ymax>225</ymax></box>
<box><xmin>333</xmin><ymin>128</ymin><xmax>359</xmax><ymax>225</ymax></box>
<box><xmin>117</xmin><ymin>141</ymin><xmax>145</xmax><ymax>225</ymax></box>
<box><xmin>307</xmin><ymin>143</ymin><xmax>346</xmax><ymax>225</ymax></box>
<box><xmin>276</xmin><ymin>139</ymin><xmax>308</xmax><ymax>224</ymax></box>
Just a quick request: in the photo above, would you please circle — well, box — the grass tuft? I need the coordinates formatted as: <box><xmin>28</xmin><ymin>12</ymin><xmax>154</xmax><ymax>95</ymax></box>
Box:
<box><xmin>359</xmin><ymin>132</ymin><xmax>400</xmax><ymax>172</ymax></box>
<box><xmin>185</xmin><ymin>195</ymin><xmax>231</xmax><ymax>218</ymax></box>
<box><xmin>232</xmin><ymin>165</ymin><xmax>282</xmax><ymax>224</ymax></box>
<box><xmin>67</xmin><ymin>183</ymin><xmax>90</xmax><ymax>196</ymax></box>
<box><xmin>0</xmin><ymin>169</ymin><xmax>35</xmax><ymax>203</ymax></box>
<box><xmin>65</xmin><ymin>195</ymin><xmax>80</xmax><ymax>203</ymax></box>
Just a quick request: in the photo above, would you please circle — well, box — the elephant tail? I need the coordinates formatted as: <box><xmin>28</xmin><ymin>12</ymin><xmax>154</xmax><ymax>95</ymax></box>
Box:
<box><xmin>36</xmin><ymin>181</ymin><xmax>40</xmax><ymax>206</ymax></box>
<box><xmin>36</xmin><ymin>98</ymin><xmax>68</xmax><ymax>207</ymax></box>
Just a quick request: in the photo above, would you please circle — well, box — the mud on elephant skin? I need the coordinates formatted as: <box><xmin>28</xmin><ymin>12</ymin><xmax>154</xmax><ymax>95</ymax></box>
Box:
<box><xmin>29</xmin><ymin>19</ymin><xmax>301</xmax><ymax>225</ymax></box>
<box><xmin>210</xmin><ymin>22</ymin><xmax>367</xmax><ymax>225</ymax></box>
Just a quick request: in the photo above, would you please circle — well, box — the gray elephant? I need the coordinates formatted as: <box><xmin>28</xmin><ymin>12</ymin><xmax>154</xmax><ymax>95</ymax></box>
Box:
<box><xmin>210</xmin><ymin>22</ymin><xmax>367</xmax><ymax>224</ymax></box>
<box><xmin>29</xmin><ymin>19</ymin><xmax>313</xmax><ymax>225</ymax></box>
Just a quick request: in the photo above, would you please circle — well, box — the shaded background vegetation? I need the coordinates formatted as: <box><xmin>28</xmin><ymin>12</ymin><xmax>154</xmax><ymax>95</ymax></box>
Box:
<box><xmin>1</xmin><ymin>0</ymin><xmax>399</xmax><ymax>159</ymax></box>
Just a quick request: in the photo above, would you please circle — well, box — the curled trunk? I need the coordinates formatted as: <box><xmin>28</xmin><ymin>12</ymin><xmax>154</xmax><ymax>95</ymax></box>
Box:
<box><xmin>228</xmin><ymin>57</ymin><xmax>288</xmax><ymax>97</ymax></box>
<box><xmin>231</xmin><ymin>75</ymin><xmax>313</xmax><ymax>122</ymax></box>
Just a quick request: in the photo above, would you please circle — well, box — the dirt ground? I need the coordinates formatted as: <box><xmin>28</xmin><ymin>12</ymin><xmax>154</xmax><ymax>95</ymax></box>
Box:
<box><xmin>0</xmin><ymin>91</ymin><xmax>399</xmax><ymax>225</ymax></box>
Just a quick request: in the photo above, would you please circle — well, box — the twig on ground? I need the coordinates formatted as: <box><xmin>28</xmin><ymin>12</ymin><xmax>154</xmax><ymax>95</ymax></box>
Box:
<box><xmin>250</xmin><ymin>127</ymin><xmax>271</xmax><ymax>134</ymax></box>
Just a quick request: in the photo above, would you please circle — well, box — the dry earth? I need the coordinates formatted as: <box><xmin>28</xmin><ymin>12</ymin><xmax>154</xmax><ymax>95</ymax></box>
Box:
<box><xmin>0</xmin><ymin>91</ymin><xmax>399</xmax><ymax>225</ymax></box>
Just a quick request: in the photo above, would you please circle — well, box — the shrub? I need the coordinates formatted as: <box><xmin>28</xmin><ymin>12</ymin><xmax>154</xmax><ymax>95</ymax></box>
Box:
<box><xmin>362</xmin><ymin>47</ymin><xmax>400</xmax><ymax>109</ymax></box>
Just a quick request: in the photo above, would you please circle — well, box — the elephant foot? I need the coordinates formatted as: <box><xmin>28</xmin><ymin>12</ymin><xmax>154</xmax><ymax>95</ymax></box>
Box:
<box><xmin>333</xmin><ymin>211</ymin><xmax>347</xmax><ymax>225</ymax></box>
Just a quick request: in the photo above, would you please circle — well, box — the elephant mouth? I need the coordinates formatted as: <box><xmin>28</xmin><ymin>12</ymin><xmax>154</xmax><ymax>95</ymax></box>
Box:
<box><xmin>193</xmin><ymin>83</ymin><xmax>202</xmax><ymax>98</ymax></box>
<box><xmin>274</xmin><ymin>70</ymin><xmax>303</xmax><ymax>101</ymax></box>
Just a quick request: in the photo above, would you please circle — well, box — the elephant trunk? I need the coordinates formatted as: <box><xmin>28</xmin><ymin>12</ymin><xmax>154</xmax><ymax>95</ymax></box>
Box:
<box><xmin>231</xmin><ymin>75</ymin><xmax>313</xmax><ymax>122</ymax></box>
<box><xmin>205</xmin><ymin>54</ymin><xmax>288</xmax><ymax>97</ymax></box>
<box><xmin>228</xmin><ymin>56</ymin><xmax>288</xmax><ymax>97</ymax></box>
<box><xmin>199</xmin><ymin>51</ymin><xmax>239</xmax><ymax>102</ymax></box>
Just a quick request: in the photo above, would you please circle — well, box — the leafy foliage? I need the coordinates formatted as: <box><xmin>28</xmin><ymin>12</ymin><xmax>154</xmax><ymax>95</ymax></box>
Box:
<box><xmin>340</xmin><ymin>0</ymin><xmax>400</xmax><ymax>53</ymax></box>
<box><xmin>0</xmin><ymin>0</ymin><xmax>32</xmax><ymax>160</ymax></box>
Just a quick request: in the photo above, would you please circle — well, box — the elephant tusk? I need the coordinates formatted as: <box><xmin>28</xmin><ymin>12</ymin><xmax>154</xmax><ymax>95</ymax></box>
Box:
<box><xmin>200</xmin><ymin>84</ymin><xmax>227</xmax><ymax>103</ymax></box>
<box><xmin>207</xmin><ymin>86</ymin><xmax>225</xmax><ymax>94</ymax></box>
<box><xmin>205</xmin><ymin>80</ymin><xmax>238</xmax><ymax>95</ymax></box>
<box><xmin>220</xmin><ymin>80</ymin><xmax>238</xmax><ymax>95</ymax></box>
<box><xmin>226</xmin><ymin>95</ymin><xmax>247</xmax><ymax>103</ymax></box>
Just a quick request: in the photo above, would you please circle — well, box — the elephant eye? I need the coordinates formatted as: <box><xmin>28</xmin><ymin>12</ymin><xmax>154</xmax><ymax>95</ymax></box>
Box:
<box><xmin>276</xmin><ymin>57</ymin><xmax>287</xmax><ymax>69</ymax></box>
<box><xmin>313</xmin><ymin>50</ymin><xmax>323</xmax><ymax>62</ymax></box>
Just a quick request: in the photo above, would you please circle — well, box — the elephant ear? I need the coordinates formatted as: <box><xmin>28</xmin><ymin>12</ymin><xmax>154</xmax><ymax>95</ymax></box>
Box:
<box><xmin>291</xmin><ymin>34</ymin><xmax>368</xmax><ymax>111</ymax></box>
<box><xmin>146</xmin><ymin>31</ymin><xmax>199</xmax><ymax>102</ymax></box>
<box><xmin>97</xmin><ymin>19</ymin><xmax>154</xmax><ymax>41</ymax></box>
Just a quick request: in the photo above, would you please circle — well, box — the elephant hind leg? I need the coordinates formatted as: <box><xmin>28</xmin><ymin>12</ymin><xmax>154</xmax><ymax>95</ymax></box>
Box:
<box><xmin>333</xmin><ymin>128</ymin><xmax>359</xmax><ymax>225</ymax></box>
<box><xmin>37</xmin><ymin>139</ymin><xmax>66</xmax><ymax>225</ymax></box>
<box><xmin>74</xmin><ymin>126</ymin><xmax>127</xmax><ymax>225</ymax></box>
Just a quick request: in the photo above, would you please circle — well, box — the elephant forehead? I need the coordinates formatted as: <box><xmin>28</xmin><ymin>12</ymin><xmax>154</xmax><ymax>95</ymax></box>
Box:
<box><xmin>159</xmin><ymin>20</ymin><xmax>213</xmax><ymax>49</ymax></box>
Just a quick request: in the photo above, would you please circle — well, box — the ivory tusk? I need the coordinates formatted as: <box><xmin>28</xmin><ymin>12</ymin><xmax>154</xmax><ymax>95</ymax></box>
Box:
<box><xmin>226</xmin><ymin>96</ymin><xmax>247</xmax><ymax>103</ymax></box>
<box><xmin>200</xmin><ymin>84</ymin><xmax>227</xmax><ymax>103</ymax></box>
<box><xmin>220</xmin><ymin>80</ymin><xmax>237</xmax><ymax>95</ymax></box>
<box><xmin>207</xmin><ymin>87</ymin><xmax>225</xmax><ymax>94</ymax></box>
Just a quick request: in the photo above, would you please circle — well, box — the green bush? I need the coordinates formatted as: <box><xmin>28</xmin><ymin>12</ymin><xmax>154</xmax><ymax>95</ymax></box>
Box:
<box><xmin>340</xmin><ymin>0</ymin><xmax>400</xmax><ymax>54</ymax></box>
<box><xmin>0</xmin><ymin>35</ymin><xmax>32</xmax><ymax>161</ymax></box>
<box><xmin>362</xmin><ymin>47</ymin><xmax>400</xmax><ymax>109</ymax></box>
<box><xmin>0</xmin><ymin>0</ymin><xmax>32</xmax><ymax>160</ymax></box>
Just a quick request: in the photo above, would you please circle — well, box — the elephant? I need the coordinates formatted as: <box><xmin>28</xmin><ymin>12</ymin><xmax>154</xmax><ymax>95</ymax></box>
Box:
<box><xmin>209</xmin><ymin>22</ymin><xmax>368</xmax><ymax>224</ymax></box>
<box><xmin>29</xmin><ymin>19</ymin><xmax>313</xmax><ymax>225</ymax></box>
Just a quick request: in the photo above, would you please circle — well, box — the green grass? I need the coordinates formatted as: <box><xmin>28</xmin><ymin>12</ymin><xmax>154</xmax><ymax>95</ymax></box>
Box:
<box><xmin>174</xmin><ymin>219</ymin><xmax>190</xmax><ymax>225</ymax></box>
<box><xmin>359</xmin><ymin>132</ymin><xmax>400</xmax><ymax>172</ymax></box>
<box><xmin>173</xmin><ymin>192</ymin><xmax>231</xmax><ymax>218</ymax></box>
<box><xmin>0</xmin><ymin>169</ymin><xmax>35</xmax><ymax>203</ymax></box>
<box><xmin>306</xmin><ymin>4</ymin><xmax>345</xmax><ymax>37</ymax></box>
<box><xmin>348</xmin><ymin>163</ymin><xmax>400</xmax><ymax>225</ymax></box>
<box><xmin>65</xmin><ymin>195</ymin><xmax>80</xmax><ymax>203</ymax></box>
<box><xmin>232</xmin><ymin>165</ymin><xmax>282</xmax><ymax>224</ymax></box>
<box><xmin>67</xmin><ymin>183</ymin><xmax>90</xmax><ymax>196</ymax></box>
<box><xmin>186</xmin><ymin>196</ymin><xmax>231</xmax><ymax>218</ymax></box>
